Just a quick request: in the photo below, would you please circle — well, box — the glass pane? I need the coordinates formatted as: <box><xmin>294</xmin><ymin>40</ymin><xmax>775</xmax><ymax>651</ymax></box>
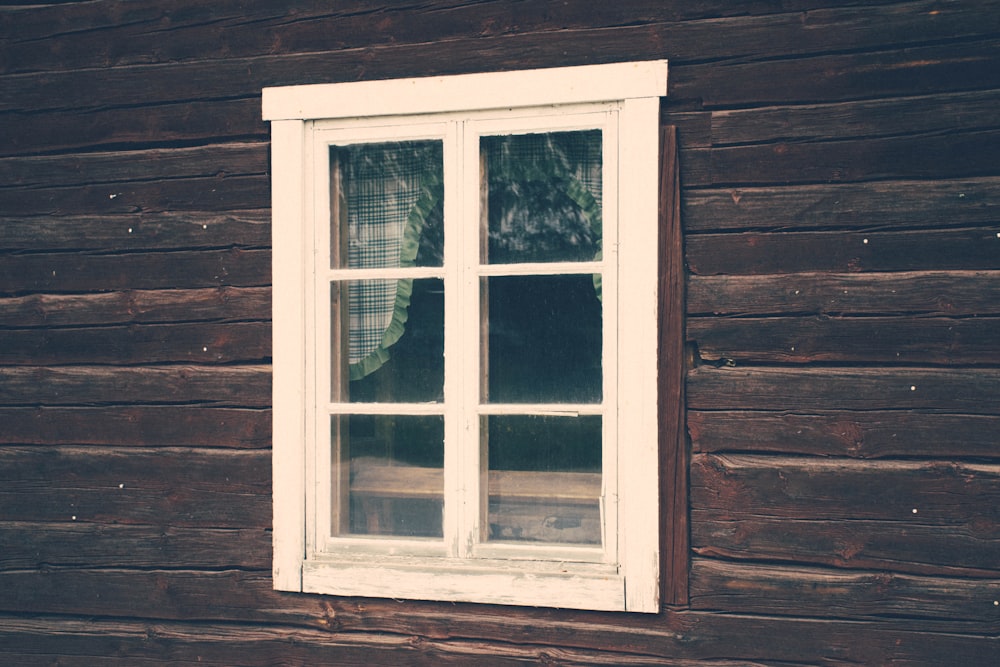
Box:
<box><xmin>484</xmin><ymin>274</ymin><xmax>602</xmax><ymax>403</ymax></box>
<box><xmin>330</xmin><ymin>141</ymin><xmax>444</xmax><ymax>270</ymax></box>
<box><xmin>333</xmin><ymin>414</ymin><xmax>444</xmax><ymax>538</ymax></box>
<box><xmin>485</xmin><ymin>415</ymin><xmax>602</xmax><ymax>545</ymax></box>
<box><xmin>481</xmin><ymin>130</ymin><xmax>602</xmax><ymax>264</ymax></box>
<box><xmin>332</xmin><ymin>278</ymin><xmax>444</xmax><ymax>403</ymax></box>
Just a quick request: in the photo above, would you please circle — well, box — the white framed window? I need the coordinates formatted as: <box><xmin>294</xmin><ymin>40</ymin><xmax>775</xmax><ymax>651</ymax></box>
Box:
<box><xmin>264</xmin><ymin>60</ymin><xmax>667</xmax><ymax>613</ymax></box>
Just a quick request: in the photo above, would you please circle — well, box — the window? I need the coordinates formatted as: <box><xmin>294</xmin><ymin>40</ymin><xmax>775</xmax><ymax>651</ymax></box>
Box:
<box><xmin>265</xmin><ymin>61</ymin><xmax>668</xmax><ymax>612</ymax></box>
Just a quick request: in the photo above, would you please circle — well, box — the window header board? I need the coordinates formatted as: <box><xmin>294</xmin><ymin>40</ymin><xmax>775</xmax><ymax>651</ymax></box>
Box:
<box><xmin>263</xmin><ymin>60</ymin><xmax>668</xmax><ymax>121</ymax></box>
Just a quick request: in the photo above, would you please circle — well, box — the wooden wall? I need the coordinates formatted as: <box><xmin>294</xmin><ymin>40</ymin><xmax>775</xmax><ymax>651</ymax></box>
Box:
<box><xmin>1</xmin><ymin>1</ymin><xmax>998</xmax><ymax>663</ymax></box>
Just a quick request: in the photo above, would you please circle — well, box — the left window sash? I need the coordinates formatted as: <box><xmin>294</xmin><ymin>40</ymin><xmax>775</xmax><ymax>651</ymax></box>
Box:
<box><xmin>308</xmin><ymin>123</ymin><xmax>454</xmax><ymax>558</ymax></box>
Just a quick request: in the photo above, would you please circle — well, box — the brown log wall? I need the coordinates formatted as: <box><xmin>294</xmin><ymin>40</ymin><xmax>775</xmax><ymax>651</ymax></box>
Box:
<box><xmin>1</xmin><ymin>0</ymin><xmax>998</xmax><ymax>664</ymax></box>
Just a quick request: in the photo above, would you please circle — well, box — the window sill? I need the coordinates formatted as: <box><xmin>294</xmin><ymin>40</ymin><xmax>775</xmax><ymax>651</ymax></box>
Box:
<box><xmin>299</xmin><ymin>552</ymin><xmax>626</xmax><ymax>611</ymax></box>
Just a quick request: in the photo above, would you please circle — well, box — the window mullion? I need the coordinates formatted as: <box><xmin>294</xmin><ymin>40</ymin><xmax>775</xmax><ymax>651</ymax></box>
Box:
<box><xmin>443</xmin><ymin>119</ymin><xmax>475</xmax><ymax>559</ymax></box>
<box><xmin>456</xmin><ymin>118</ymin><xmax>486</xmax><ymax>559</ymax></box>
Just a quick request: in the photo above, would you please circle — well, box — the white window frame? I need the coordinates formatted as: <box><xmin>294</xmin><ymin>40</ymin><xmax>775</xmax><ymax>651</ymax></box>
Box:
<box><xmin>265</xmin><ymin>60</ymin><xmax>667</xmax><ymax>613</ymax></box>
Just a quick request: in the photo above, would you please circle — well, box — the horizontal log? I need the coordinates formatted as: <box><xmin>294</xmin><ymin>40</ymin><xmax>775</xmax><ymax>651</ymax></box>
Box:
<box><xmin>688</xmin><ymin>410</ymin><xmax>1000</xmax><ymax>459</ymax></box>
<box><xmin>0</xmin><ymin>406</ymin><xmax>269</xmax><ymax>448</ymax></box>
<box><xmin>0</xmin><ymin>143</ymin><xmax>266</xmax><ymax>190</ymax></box>
<box><xmin>0</xmin><ymin>580</ymin><xmax>996</xmax><ymax>664</ymax></box>
<box><xmin>672</xmin><ymin>39</ymin><xmax>1000</xmax><ymax>107</ymax></box>
<box><xmin>690</xmin><ymin>454</ymin><xmax>1000</xmax><ymax>574</ymax></box>
<box><xmin>0</xmin><ymin>287</ymin><xmax>270</xmax><ymax>328</ymax></box>
<box><xmin>686</xmin><ymin>366</ymin><xmax>1000</xmax><ymax>414</ymax></box>
<box><xmin>710</xmin><ymin>89</ymin><xmax>1000</xmax><ymax>146</ymax></box>
<box><xmin>686</xmin><ymin>227</ymin><xmax>1000</xmax><ymax>275</ymax></box>
<box><xmin>691</xmin><ymin>454</ymin><xmax>1000</xmax><ymax>526</ymax></box>
<box><xmin>0</xmin><ymin>365</ymin><xmax>271</xmax><ymax>407</ymax></box>
<box><xmin>681</xmin><ymin>177</ymin><xmax>1000</xmax><ymax>233</ymax></box>
<box><xmin>692</xmin><ymin>514</ymin><xmax>999</xmax><ymax>579</ymax></box>
<box><xmin>0</xmin><ymin>173</ymin><xmax>269</xmax><ymax>216</ymax></box>
<box><xmin>0</xmin><ymin>321</ymin><xmax>271</xmax><ymax>365</ymax></box>
<box><xmin>0</xmin><ymin>446</ymin><xmax>270</xmax><ymax>528</ymax></box>
<box><xmin>687</xmin><ymin>271</ymin><xmax>1000</xmax><ymax>316</ymax></box>
<box><xmin>689</xmin><ymin>315</ymin><xmax>1000</xmax><ymax>365</ymax></box>
<box><xmin>0</xmin><ymin>98</ymin><xmax>265</xmax><ymax>157</ymax></box>
<box><xmin>0</xmin><ymin>249</ymin><xmax>270</xmax><ymax>294</ymax></box>
<box><xmin>0</xmin><ymin>569</ymin><xmax>293</xmax><ymax>625</ymax></box>
<box><xmin>0</xmin><ymin>619</ymin><xmax>545</xmax><ymax>667</ymax></box>
<box><xmin>684</xmin><ymin>128</ymin><xmax>1000</xmax><ymax>187</ymax></box>
<box><xmin>0</xmin><ymin>210</ymin><xmax>270</xmax><ymax>252</ymax></box>
<box><xmin>689</xmin><ymin>558</ymin><xmax>1000</xmax><ymax>628</ymax></box>
<box><xmin>0</xmin><ymin>522</ymin><xmax>270</xmax><ymax>571</ymax></box>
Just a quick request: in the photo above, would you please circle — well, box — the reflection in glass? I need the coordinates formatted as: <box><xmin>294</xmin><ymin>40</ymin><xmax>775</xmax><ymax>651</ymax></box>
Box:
<box><xmin>482</xmin><ymin>130</ymin><xmax>602</xmax><ymax>264</ymax></box>
<box><xmin>485</xmin><ymin>415</ymin><xmax>602</xmax><ymax>545</ymax></box>
<box><xmin>333</xmin><ymin>414</ymin><xmax>444</xmax><ymax>538</ymax></box>
<box><xmin>330</xmin><ymin>141</ymin><xmax>444</xmax><ymax>270</ymax></box>
<box><xmin>484</xmin><ymin>274</ymin><xmax>602</xmax><ymax>403</ymax></box>
<box><xmin>332</xmin><ymin>278</ymin><xmax>444</xmax><ymax>402</ymax></box>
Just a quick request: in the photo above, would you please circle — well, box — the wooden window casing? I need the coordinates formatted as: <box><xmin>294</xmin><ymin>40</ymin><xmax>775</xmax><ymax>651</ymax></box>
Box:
<box><xmin>265</xmin><ymin>61</ymin><xmax>673</xmax><ymax>613</ymax></box>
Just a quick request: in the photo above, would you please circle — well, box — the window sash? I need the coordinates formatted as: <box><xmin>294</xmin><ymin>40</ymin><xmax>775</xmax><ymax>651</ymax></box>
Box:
<box><xmin>309</xmin><ymin>112</ymin><xmax>617</xmax><ymax>565</ymax></box>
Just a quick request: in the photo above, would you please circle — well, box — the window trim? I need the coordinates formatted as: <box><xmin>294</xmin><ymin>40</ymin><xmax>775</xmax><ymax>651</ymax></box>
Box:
<box><xmin>266</xmin><ymin>61</ymin><xmax>668</xmax><ymax>613</ymax></box>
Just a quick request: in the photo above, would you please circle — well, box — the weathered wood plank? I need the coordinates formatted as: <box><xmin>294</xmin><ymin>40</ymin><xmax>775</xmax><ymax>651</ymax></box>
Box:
<box><xmin>682</xmin><ymin>177</ymin><xmax>1000</xmax><ymax>233</ymax></box>
<box><xmin>0</xmin><ymin>143</ymin><xmax>266</xmax><ymax>190</ymax></box>
<box><xmin>686</xmin><ymin>366</ymin><xmax>1000</xmax><ymax>414</ymax></box>
<box><xmin>0</xmin><ymin>287</ymin><xmax>270</xmax><ymax>328</ymax></box>
<box><xmin>0</xmin><ymin>321</ymin><xmax>271</xmax><ymax>365</ymax></box>
<box><xmin>0</xmin><ymin>365</ymin><xmax>271</xmax><ymax>407</ymax></box>
<box><xmin>671</xmin><ymin>39</ymin><xmax>1000</xmax><ymax>107</ymax></box>
<box><xmin>687</xmin><ymin>271</ymin><xmax>1000</xmax><ymax>316</ymax></box>
<box><xmin>710</xmin><ymin>89</ymin><xmax>1000</xmax><ymax>146</ymax></box>
<box><xmin>0</xmin><ymin>174</ymin><xmax>269</xmax><ymax>216</ymax></box>
<box><xmin>690</xmin><ymin>454</ymin><xmax>1000</xmax><ymax>575</ymax></box>
<box><xmin>691</xmin><ymin>454</ymin><xmax>1000</xmax><ymax>527</ymax></box>
<box><xmin>0</xmin><ymin>406</ymin><xmax>269</xmax><ymax>448</ymax></box>
<box><xmin>0</xmin><ymin>446</ymin><xmax>270</xmax><ymax>528</ymax></box>
<box><xmin>0</xmin><ymin>522</ymin><xmax>270</xmax><ymax>570</ymax></box>
<box><xmin>0</xmin><ymin>587</ymin><xmax>995</xmax><ymax>664</ymax></box>
<box><xmin>0</xmin><ymin>98</ymin><xmax>264</xmax><ymax>157</ymax></box>
<box><xmin>0</xmin><ymin>249</ymin><xmax>270</xmax><ymax>294</ymax></box>
<box><xmin>0</xmin><ymin>620</ymin><xmax>546</xmax><ymax>667</ymax></box>
<box><xmin>689</xmin><ymin>315</ymin><xmax>1000</xmax><ymax>365</ymax></box>
<box><xmin>0</xmin><ymin>210</ymin><xmax>270</xmax><ymax>252</ymax></box>
<box><xmin>686</xmin><ymin>227</ymin><xmax>1000</xmax><ymax>275</ymax></box>
<box><xmin>683</xmin><ymin>128</ymin><xmax>1000</xmax><ymax>187</ymax></box>
<box><xmin>688</xmin><ymin>410</ymin><xmax>1000</xmax><ymax>459</ymax></box>
<box><xmin>692</xmin><ymin>514</ymin><xmax>999</xmax><ymax>579</ymax></box>
<box><xmin>689</xmin><ymin>559</ymin><xmax>1000</xmax><ymax>628</ymax></box>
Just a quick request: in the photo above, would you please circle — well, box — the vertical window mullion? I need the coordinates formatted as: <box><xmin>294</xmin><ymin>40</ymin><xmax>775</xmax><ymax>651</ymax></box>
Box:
<box><xmin>443</xmin><ymin>119</ymin><xmax>476</xmax><ymax>558</ymax></box>
<box><xmin>459</xmin><ymin>118</ymin><xmax>486</xmax><ymax>558</ymax></box>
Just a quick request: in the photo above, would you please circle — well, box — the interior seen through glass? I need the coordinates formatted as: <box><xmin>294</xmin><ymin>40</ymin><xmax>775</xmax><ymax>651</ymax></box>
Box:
<box><xmin>331</xmin><ymin>129</ymin><xmax>605</xmax><ymax>546</ymax></box>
